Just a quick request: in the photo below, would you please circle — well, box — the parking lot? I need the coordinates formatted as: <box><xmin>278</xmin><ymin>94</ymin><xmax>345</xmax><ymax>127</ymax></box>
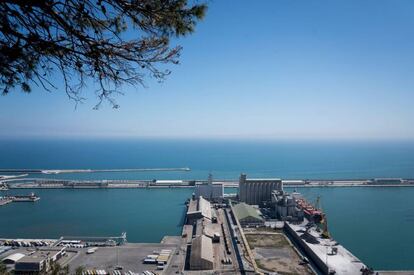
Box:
<box><xmin>67</xmin><ymin>243</ymin><xmax>179</xmax><ymax>274</ymax></box>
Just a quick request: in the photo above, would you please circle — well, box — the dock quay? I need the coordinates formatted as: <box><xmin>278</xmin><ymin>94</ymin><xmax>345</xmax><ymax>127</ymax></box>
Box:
<box><xmin>0</xmin><ymin>236</ymin><xmax>181</xmax><ymax>275</ymax></box>
<box><xmin>0</xmin><ymin>198</ymin><xmax>12</xmax><ymax>206</ymax></box>
<box><xmin>2</xmin><ymin>177</ymin><xmax>414</xmax><ymax>189</ymax></box>
<box><xmin>0</xmin><ymin>192</ymin><xmax>40</xmax><ymax>206</ymax></box>
<box><xmin>285</xmin><ymin>220</ymin><xmax>368</xmax><ymax>275</ymax></box>
<box><xmin>2</xmin><ymin>178</ymin><xmax>239</xmax><ymax>189</ymax></box>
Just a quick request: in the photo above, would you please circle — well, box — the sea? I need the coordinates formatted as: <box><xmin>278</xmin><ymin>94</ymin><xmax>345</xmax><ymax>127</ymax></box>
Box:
<box><xmin>1</xmin><ymin>138</ymin><xmax>414</xmax><ymax>270</ymax></box>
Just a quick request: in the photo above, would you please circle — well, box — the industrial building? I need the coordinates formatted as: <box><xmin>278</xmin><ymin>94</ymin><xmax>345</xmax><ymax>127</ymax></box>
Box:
<box><xmin>63</xmin><ymin>181</ymin><xmax>109</xmax><ymax>188</ymax></box>
<box><xmin>238</xmin><ymin>174</ymin><xmax>282</xmax><ymax>205</ymax></box>
<box><xmin>232</xmin><ymin>203</ymin><xmax>264</xmax><ymax>227</ymax></box>
<box><xmin>370</xmin><ymin>178</ymin><xmax>403</xmax><ymax>185</ymax></box>
<box><xmin>184</xmin><ymin>193</ymin><xmax>236</xmax><ymax>272</ymax></box>
<box><xmin>186</xmin><ymin>218</ymin><xmax>216</xmax><ymax>271</ymax></box>
<box><xmin>271</xmin><ymin>190</ymin><xmax>304</xmax><ymax>221</ymax></box>
<box><xmin>14</xmin><ymin>247</ymin><xmax>66</xmax><ymax>274</ymax></box>
<box><xmin>186</xmin><ymin>196</ymin><xmax>212</xmax><ymax>224</ymax></box>
<box><xmin>189</xmin><ymin>235</ymin><xmax>214</xmax><ymax>270</ymax></box>
<box><xmin>194</xmin><ymin>174</ymin><xmax>224</xmax><ymax>201</ymax></box>
<box><xmin>2</xmin><ymin>253</ymin><xmax>25</xmax><ymax>264</ymax></box>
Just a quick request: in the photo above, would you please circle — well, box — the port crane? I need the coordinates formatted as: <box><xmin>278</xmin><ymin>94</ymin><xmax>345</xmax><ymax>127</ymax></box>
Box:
<box><xmin>315</xmin><ymin>196</ymin><xmax>331</xmax><ymax>239</ymax></box>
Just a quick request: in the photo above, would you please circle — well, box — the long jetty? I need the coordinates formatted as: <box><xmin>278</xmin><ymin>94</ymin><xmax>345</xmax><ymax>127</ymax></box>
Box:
<box><xmin>0</xmin><ymin>167</ymin><xmax>190</xmax><ymax>174</ymax></box>
<box><xmin>2</xmin><ymin>178</ymin><xmax>414</xmax><ymax>189</ymax></box>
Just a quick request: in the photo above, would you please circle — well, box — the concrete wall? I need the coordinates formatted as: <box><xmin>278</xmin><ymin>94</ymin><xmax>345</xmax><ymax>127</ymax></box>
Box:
<box><xmin>239</xmin><ymin>174</ymin><xmax>282</xmax><ymax>205</ymax></box>
<box><xmin>189</xmin><ymin>235</ymin><xmax>214</xmax><ymax>270</ymax></box>
<box><xmin>239</xmin><ymin>217</ymin><xmax>264</xmax><ymax>227</ymax></box>
<box><xmin>195</xmin><ymin>184</ymin><xmax>223</xmax><ymax>200</ymax></box>
<box><xmin>284</xmin><ymin>223</ymin><xmax>329</xmax><ymax>274</ymax></box>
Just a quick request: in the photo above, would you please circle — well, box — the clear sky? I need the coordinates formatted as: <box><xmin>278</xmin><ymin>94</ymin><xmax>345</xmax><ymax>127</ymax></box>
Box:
<box><xmin>1</xmin><ymin>0</ymin><xmax>414</xmax><ymax>140</ymax></box>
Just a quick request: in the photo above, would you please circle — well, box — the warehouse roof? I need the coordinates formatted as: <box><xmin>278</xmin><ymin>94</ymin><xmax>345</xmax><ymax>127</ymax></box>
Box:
<box><xmin>2</xmin><ymin>253</ymin><xmax>25</xmax><ymax>264</ymax></box>
<box><xmin>187</xmin><ymin>196</ymin><xmax>212</xmax><ymax>220</ymax></box>
<box><xmin>190</xmin><ymin>235</ymin><xmax>213</xmax><ymax>266</ymax></box>
<box><xmin>187</xmin><ymin>198</ymin><xmax>198</xmax><ymax>212</ymax></box>
<box><xmin>233</xmin><ymin>203</ymin><xmax>263</xmax><ymax>221</ymax></box>
<box><xmin>16</xmin><ymin>247</ymin><xmax>65</xmax><ymax>264</ymax></box>
<box><xmin>245</xmin><ymin>178</ymin><xmax>281</xmax><ymax>181</ymax></box>
<box><xmin>198</xmin><ymin>196</ymin><xmax>211</xmax><ymax>220</ymax></box>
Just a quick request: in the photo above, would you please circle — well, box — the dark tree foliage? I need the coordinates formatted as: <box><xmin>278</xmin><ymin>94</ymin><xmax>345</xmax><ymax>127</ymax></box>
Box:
<box><xmin>41</xmin><ymin>263</ymin><xmax>69</xmax><ymax>275</ymax></box>
<box><xmin>0</xmin><ymin>0</ymin><xmax>206</xmax><ymax>107</ymax></box>
<box><xmin>0</xmin><ymin>262</ymin><xmax>9</xmax><ymax>275</ymax></box>
<box><xmin>75</xmin><ymin>266</ymin><xmax>85</xmax><ymax>275</ymax></box>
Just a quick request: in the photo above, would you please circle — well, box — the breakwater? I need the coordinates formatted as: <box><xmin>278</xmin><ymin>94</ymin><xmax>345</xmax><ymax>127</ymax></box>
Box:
<box><xmin>0</xmin><ymin>167</ymin><xmax>191</xmax><ymax>174</ymax></box>
<box><xmin>3</xmin><ymin>178</ymin><xmax>414</xmax><ymax>189</ymax></box>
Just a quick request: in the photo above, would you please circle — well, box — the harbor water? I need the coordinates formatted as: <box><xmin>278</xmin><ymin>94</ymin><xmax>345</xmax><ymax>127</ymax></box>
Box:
<box><xmin>1</xmin><ymin>139</ymin><xmax>414</xmax><ymax>270</ymax></box>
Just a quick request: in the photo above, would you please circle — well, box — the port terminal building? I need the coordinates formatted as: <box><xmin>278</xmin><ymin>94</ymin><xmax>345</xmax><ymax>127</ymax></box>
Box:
<box><xmin>238</xmin><ymin>174</ymin><xmax>282</xmax><ymax>205</ymax></box>
<box><xmin>2</xmin><ymin>253</ymin><xmax>25</xmax><ymax>265</ymax></box>
<box><xmin>271</xmin><ymin>190</ymin><xmax>304</xmax><ymax>222</ymax></box>
<box><xmin>189</xmin><ymin>234</ymin><xmax>214</xmax><ymax>270</ymax></box>
<box><xmin>186</xmin><ymin>196</ymin><xmax>212</xmax><ymax>224</ymax></box>
<box><xmin>184</xmin><ymin>194</ymin><xmax>238</xmax><ymax>272</ymax></box>
<box><xmin>185</xmin><ymin>196</ymin><xmax>215</xmax><ymax>271</ymax></box>
<box><xmin>369</xmin><ymin>178</ymin><xmax>404</xmax><ymax>185</ymax></box>
<box><xmin>194</xmin><ymin>174</ymin><xmax>224</xmax><ymax>202</ymax></box>
<box><xmin>13</xmin><ymin>247</ymin><xmax>66</xmax><ymax>274</ymax></box>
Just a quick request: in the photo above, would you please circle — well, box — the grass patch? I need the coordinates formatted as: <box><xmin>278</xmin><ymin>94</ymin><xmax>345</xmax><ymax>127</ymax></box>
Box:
<box><xmin>256</xmin><ymin>259</ymin><xmax>301</xmax><ymax>275</ymax></box>
<box><xmin>254</xmin><ymin>227</ymin><xmax>283</xmax><ymax>233</ymax></box>
<box><xmin>246</xmin><ymin>233</ymin><xmax>290</xmax><ymax>249</ymax></box>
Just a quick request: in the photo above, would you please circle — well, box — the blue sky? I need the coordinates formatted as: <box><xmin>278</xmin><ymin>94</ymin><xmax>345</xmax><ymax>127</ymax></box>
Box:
<box><xmin>1</xmin><ymin>0</ymin><xmax>414</xmax><ymax>140</ymax></box>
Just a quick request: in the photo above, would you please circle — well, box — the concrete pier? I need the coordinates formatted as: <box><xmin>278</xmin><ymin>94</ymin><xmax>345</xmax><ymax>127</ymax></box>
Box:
<box><xmin>0</xmin><ymin>167</ymin><xmax>191</xmax><ymax>174</ymax></box>
<box><xmin>285</xmin><ymin>221</ymin><xmax>367</xmax><ymax>275</ymax></box>
<box><xmin>3</xmin><ymin>177</ymin><xmax>414</xmax><ymax>189</ymax></box>
<box><xmin>0</xmin><ymin>198</ymin><xmax>12</xmax><ymax>206</ymax></box>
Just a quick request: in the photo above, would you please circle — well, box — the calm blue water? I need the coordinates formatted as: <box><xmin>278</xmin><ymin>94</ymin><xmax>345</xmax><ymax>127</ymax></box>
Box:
<box><xmin>1</xmin><ymin>139</ymin><xmax>414</xmax><ymax>270</ymax></box>
<box><xmin>1</xmin><ymin>138</ymin><xmax>414</xmax><ymax>180</ymax></box>
<box><xmin>285</xmin><ymin>187</ymin><xmax>414</xmax><ymax>271</ymax></box>
<box><xmin>0</xmin><ymin>188</ymin><xmax>191</xmax><ymax>242</ymax></box>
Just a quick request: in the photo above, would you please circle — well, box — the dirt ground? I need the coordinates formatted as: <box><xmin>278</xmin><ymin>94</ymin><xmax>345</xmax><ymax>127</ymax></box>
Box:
<box><xmin>245</xmin><ymin>233</ymin><xmax>313</xmax><ymax>275</ymax></box>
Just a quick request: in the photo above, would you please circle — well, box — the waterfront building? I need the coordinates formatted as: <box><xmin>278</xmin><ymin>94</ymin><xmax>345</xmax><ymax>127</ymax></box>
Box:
<box><xmin>238</xmin><ymin>174</ymin><xmax>282</xmax><ymax>205</ymax></box>
<box><xmin>369</xmin><ymin>178</ymin><xmax>403</xmax><ymax>185</ymax></box>
<box><xmin>186</xmin><ymin>196</ymin><xmax>212</xmax><ymax>224</ymax></box>
<box><xmin>194</xmin><ymin>174</ymin><xmax>223</xmax><ymax>201</ymax></box>
<box><xmin>271</xmin><ymin>190</ymin><xmax>304</xmax><ymax>221</ymax></box>
<box><xmin>63</xmin><ymin>181</ymin><xmax>109</xmax><ymax>188</ymax></box>
<box><xmin>2</xmin><ymin>253</ymin><xmax>25</xmax><ymax>264</ymax></box>
<box><xmin>189</xmin><ymin>235</ymin><xmax>214</xmax><ymax>270</ymax></box>
<box><xmin>285</xmin><ymin>222</ymin><xmax>366</xmax><ymax>274</ymax></box>
<box><xmin>153</xmin><ymin>180</ymin><xmax>184</xmax><ymax>186</ymax></box>
<box><xmin>14</xmin><ymin>247</ymin><xmax>65</xmax><ymax>274</ymax></box>
<box><xmin>232</xmin><ymin>202</ymin><xmax>264</xmax><ymax>227</ymax></box>
<box><xmin>282</xmin><ymin>180</ymin><xmax>306</xmax><ymax>186</ymax></box>
<box><xmin>185</xmin><ymin>195</ymin><xmax>215</xmax><ymax>271</ymax></box>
